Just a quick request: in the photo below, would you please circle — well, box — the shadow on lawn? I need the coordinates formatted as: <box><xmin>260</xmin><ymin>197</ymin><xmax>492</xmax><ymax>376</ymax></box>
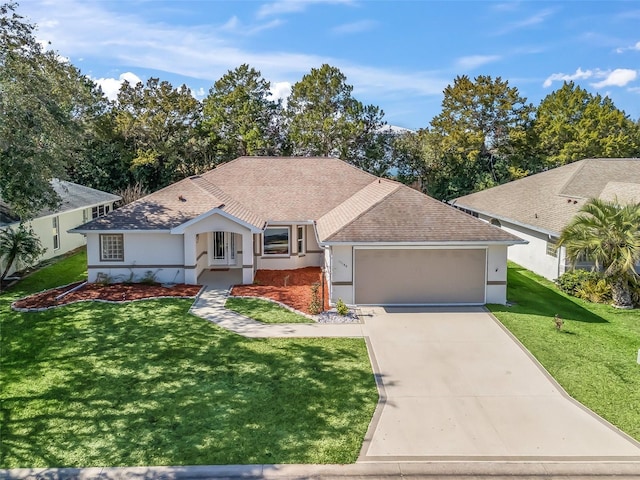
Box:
<box><xmin>1</xmin><ymin>300</ymin><xmax>377</xmax><ymax>468</ymax></box>
<box><xmin>491</xmin><ymin>265</ymin><xmax>607</xmax><ymax>324</ymax></box>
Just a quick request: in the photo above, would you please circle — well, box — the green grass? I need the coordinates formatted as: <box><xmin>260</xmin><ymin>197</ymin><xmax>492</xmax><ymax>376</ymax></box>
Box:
<box><xmin>0</xmin><ymin>251</ymin><xmax>377</xmax><ymax>467</ymax></box>
<box><xmin>489</xmin><ymin>263</ymin><xmax>640</xmax><ymax>441</ymax></box>
<box><xmin>225</xmin><ymin>297</ymin><xmax>313</xmax><ymax>324</ymax></box>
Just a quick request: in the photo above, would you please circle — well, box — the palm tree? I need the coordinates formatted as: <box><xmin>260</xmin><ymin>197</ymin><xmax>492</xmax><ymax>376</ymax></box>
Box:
<box><xmin>0</xmin><ymin>224</ymin><xmax>46</xmax><ymax>290</ymax></box>
<box><xmin>558</xmin><ymin>198</ymin><xmax>640</xmax><ymax>308</ymax></box>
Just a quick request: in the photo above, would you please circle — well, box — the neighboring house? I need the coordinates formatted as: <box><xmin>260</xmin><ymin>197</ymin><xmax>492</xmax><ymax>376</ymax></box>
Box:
<box><xmin>451</xmin><ymin>158</ymin><xmax>640</xmax><ymax>281</ymax></box>
<box><xmin>0</xmin><ymin>179</ymin><xmax>121</xmax><ymax>277</ymax></box>
<box><xmin>72</xmin><ymin>157</ymin><xmax>523</xmax><ymax>306</ymax></box>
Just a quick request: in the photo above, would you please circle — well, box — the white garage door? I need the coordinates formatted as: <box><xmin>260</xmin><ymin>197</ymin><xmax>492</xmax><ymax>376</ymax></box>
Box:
<box><xmin>354</xmin><ymin>249</ymin><xmax>486</xmax><ymax>305</ymax></box>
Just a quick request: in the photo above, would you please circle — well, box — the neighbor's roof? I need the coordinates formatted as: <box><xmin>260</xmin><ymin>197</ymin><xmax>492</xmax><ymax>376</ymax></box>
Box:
<box><xmin>0</xmin><ymin>179</ymin><xmax>121</xmax><ymax>227</ymax></box>
<box><xmin>75</xmin><ymin>156</ymin><xmax>522</xmax><ymax>244</ymax></box>
<box><xmin>452</xmin><ymin>158</ymin><xmax>640</xmax><ymax>236</ymax></box>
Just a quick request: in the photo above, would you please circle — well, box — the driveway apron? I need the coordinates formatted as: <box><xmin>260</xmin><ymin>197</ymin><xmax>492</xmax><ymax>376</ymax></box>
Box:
<box><xmin>358</xmin><ymin>307</ymin><xmax>640</xmax><ymax>461</ymax></box>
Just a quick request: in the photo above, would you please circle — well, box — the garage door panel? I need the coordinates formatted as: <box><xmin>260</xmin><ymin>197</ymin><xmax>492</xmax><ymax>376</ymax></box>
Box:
<box><xmin>354</xmin><ymin>249</ymin><xmax>485</xmax><ymax>305</ymax></box>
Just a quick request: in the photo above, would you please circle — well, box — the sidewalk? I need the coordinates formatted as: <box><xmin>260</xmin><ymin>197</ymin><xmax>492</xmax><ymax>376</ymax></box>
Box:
<box><xmin>189</xmin><ymin>286</ymin><xmax>364</xmax><ymax>338</ymax></box>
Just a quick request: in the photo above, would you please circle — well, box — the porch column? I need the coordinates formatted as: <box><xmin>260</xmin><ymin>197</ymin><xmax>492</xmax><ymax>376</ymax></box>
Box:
<box><xmin>242</xmin><ymin>232</ymin><xmax>254</xmax><ymax>284</ymax></box>
<box><xmin>183</xmin><ymin>231</ymin><xmax>198</xmax><ymax>284</ymax></box>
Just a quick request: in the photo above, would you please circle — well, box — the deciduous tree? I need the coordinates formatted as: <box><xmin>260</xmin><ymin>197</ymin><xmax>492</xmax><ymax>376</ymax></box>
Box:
<box><xmin>113</xmin><ymin>77</ymin><xmax>210</xmax><ymax>192</ymax></box>
<box><xmin>534</xmin><ymin>82</ymin><xmax>640</xmax><ymax>167</ymax></box>
<box><xmin>429</xmin><ymin>75</ymin><xmax>535</xmax><ymax>199</ymax></box>
<box><xmin>0</xmin><ymin>3</ymin><xmax>103</xmax><ymax>217</ymax></box>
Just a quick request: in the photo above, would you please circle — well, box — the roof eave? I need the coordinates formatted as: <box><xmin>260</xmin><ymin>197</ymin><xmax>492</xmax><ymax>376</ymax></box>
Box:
<box><xmin>319</xmin><ymin>239</ymin><xmax>528</xmax><ymax>247</ymax></box>
<box><xmin>451</xmin><ymin>203</ymin><xmax>561</xmax><ymax>238</ymax></box>
<box><xmin>170</xmin><ymin>207</ymin><xmax>264</xmax><ymax>234</ymax></box>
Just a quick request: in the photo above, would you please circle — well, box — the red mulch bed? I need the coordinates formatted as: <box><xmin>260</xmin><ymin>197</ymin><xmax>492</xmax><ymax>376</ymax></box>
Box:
<box><xmin>12</xmin><ymin>282</ymin><xmax>202</xmax><ymax>310</ymax></box>
<box><xmin>231</xmin><ymin>267</ymin><xmax>329</xmax><ymax>315</ymax></box>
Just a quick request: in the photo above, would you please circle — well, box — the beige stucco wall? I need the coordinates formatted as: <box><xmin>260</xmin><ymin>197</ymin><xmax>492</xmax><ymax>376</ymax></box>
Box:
<box><xmin>478</xmin><ymin>214</ymin><xmax>563</xmax><ymax>281</ymax></box>
<box><xmin>328</xmin><ymin>245</ymin><xmax>353</xmax><ymax>305</ymax></box>
<box><xmin>86</xmin><ymin>232</ymin><xmax>185</xmax><ymax>284</ymax></box>
<box><xmin>486</xmin><ymin>244</ymin><xmax>508</xmax><ymax>304</ymax></box>
<box><xmin>2</xmin><ymin>207</ymin><xmax>93</xmax><ymax>277</ymax></box>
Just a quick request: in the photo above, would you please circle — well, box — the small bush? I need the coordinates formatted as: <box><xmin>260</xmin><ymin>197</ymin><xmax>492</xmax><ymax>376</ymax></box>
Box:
<box><xmin>556</xmin><ymin>269</ymin><xmax>601</xmax><ymax>296</ymax></box>
<box><xmin>335</xmin><ymin>298</ymin><xmax>349</xmax><ymax>316</ymax></box>
<box><xmin>575</xmin><ymin>278</ymin><xmax>612</xmax><ymax>304</ymax></box>
<box><xmin>309</xmin><ymin>282</ymin><xmax>322</xmax><ymax>315</ymax></box>
<box><xmin>139</xmin><ymin>270</ymin><xmax>159</xmax><ymax>285</ymax></box>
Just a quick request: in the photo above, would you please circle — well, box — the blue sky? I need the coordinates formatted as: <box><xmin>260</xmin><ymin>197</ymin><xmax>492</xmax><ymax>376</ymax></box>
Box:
<box><xmin>17</xmin><ymin>0</ymin><xmax>640</xmax><ymax>130</ymax></box>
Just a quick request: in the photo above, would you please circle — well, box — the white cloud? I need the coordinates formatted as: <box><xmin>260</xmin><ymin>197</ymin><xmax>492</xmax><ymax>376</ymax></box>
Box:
<box><xmin>257</xmin><ymin>0</ymin><xmax>354</xmax><ymax>18</ymax></box>
<box><xmin>591</xmin><ymin>68</ymin><xmax>637</xmax><ymax>88</ymax></box>
<box><xmin>270</xmin><ymin>81</ymin><xmax>292</xmax><ymax>102</ymax></box>
<box><xmin>616</xmin><ymin>41</ymin><xmax>640</xmax><ymax>53</ymax></box>
<box><xmin>19</xmin><ymin>0</ymin><xmax>449</xmax><ymax>109</ymax></box>
<box><xmin>542</xmin><ymin>67</ymin><xmax>595</xmax><ymax>88</ymax></box>
<box><xmin>543</xmin><ymin>67</ymin><xmax>638</xmax><ymax>89</ymax></box>
<box><xmin>455</xmin><ymin>55</ymin><xmax>501</xmax><ymax>70</ymax></box>
<box><xmin>494</xmin><ymin>7</ymin><xmax>555</xmax><ymax>35</ymax></box>
<box><xmin>332</xmin><ymin>19</ymin><xmax>377</xmax><ymax>35</ymax></box>
<box><xmin>191</xmin><ymin>87</ymin><xmax>206</xmax><ymax>99</ymax></box>
<box><xmin>221</xmin><ymin>15</ymin><xmax>283</xmax><ymax>35</ymax></box>
<box><xmin>95</xmin><ymin>72</ymin><xmax>143</xmax><ymax>100</ymax></box>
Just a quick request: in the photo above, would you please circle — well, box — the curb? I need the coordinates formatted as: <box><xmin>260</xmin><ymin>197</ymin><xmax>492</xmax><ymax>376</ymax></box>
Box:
<box><xmin>3</xmin><ymin>461</ymin><xmax>640</xmax><ymax>479</ymax></box>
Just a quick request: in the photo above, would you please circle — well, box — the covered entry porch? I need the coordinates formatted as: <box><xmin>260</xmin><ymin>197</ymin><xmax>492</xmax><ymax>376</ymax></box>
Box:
<box><xmin>171</xmin><ymin>209</ymin><xmax>263</xmax><ymax>285</ymax></box>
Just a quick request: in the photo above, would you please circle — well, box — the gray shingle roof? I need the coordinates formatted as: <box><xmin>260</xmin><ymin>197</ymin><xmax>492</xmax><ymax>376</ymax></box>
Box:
<box><xmin>1</xmin><ymin>179</ymin><xmax>121</xmax><ymax>227</ymax></box>
<box><xmin>323</xmin><ymin>184</ymin><xmax>521</xmax><ymax>243</ymax></box>
<box><xmin>452</xmin><ymin>158</ymin><xmax>640</xmax><ymax>236</ymax></box>
<box><xmin>75</xmin><ymin>156</ymin><xmax>522</xmax><ymax>244</ymax></box>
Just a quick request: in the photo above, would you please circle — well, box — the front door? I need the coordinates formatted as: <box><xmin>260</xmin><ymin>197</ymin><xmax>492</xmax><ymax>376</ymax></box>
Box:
<box><xmin>210</xmin><ymin>231</ymin><xmax>236</xmax><ymax>266</ymax></box>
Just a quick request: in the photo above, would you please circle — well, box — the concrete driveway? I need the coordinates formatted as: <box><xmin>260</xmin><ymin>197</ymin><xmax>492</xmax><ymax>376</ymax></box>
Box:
<box><xmin>358</xmin><ymin>307</ymin><xmax>640</xmax><ymax>461</ymax></box>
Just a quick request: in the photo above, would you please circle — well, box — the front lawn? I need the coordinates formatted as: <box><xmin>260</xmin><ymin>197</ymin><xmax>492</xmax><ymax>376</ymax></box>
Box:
<box><xmin>225</xmin><ymin>297</ymin><xmax>313</xmax><ymax>324</ymax></box>
<box><xmin>0</xmin><ymin>251</ymin><xmax>377</xmax><ymax>468</ymax></box>
<box><xmin>489</xmin><ymin>263</ymin><xmax>640</xmax><ymax>441</ymax></box>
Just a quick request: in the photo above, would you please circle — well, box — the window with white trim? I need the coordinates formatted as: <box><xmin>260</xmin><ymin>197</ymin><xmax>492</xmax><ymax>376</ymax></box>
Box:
<box><xmin>92</xmin><ymin>204</ymin><xmax>111</xmax><ymax>219</ymax></box>
<box><xmin>100</xmin><ymin>234</ymin><xmax>124</xmax><ymax>261</ymax></box>
<box><xmin>52</xmin><ymin>216</ymin><xmax>60</xmax><ymax>250</ymax></box>
<box><xmin>263</xmin><ymin>227</ymin><xmax>290</xmax><ymax>256</ymax></box>
<box><xmin>546</xmin><ymin>240</ymin><xmax>557</xmax><ymax>257</ymax></box>
<box><xmin>297</xmin><ymin>225</ymin><xmax>305</xmax><ymax>254</ymax></box>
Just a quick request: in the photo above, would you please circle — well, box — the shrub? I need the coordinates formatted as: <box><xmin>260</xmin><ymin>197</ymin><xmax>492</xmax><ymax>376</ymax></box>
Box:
<box><xmin>139</xmin><ymin>270</ymin><xmax>159</xmax><ymax>285</ymax></box>
<box><xmin>335</xmin><ymin>298</ymin><xmax>349</xmax><ymax>316</ymax></box>
<box><xmin>575</xmin><ymin>278</ymin><xmax>612</xmax><ymax>304</ymax></box>
<box><xmin>555</xmin><ymin>269</ymin><xmax>601</xmax><ymax>296</ymax></box>
<box><xmin>309</xmin><ymin>282</ymin><xmax>322</xmax><ymax>315</ymax></box>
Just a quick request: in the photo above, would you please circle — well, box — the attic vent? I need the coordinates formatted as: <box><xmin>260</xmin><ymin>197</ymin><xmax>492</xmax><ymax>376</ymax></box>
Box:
<box><xmin>178</xmin><ymin>195</ymin><xmax>186</xmax><ymax>202</ymax></box>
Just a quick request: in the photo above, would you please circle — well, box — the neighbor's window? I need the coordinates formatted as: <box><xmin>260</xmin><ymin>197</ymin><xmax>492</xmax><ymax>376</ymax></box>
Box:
<box><xmin>92</xmin><ymin>204</ymin><xmax>111</xmax><ymax>219</ymax></box>
<box><xmin>52</xmin><ymin>216</ymin><xmax>60</xmax><ymax>250</ymax></box>
<box><xmin>297</xmin><ymin>225</ymin><xmax>305</xmax><ymax>254</ymax></box>
<box><xmin>100</xmin><ymin>234</ymin><xmax>124</xmax><ymax>261</ymax></box>
<box><xmin>263</xmin><ymin>227</ymin><xmax>290</xmax><ymax>256</ymax></box>
<box><xmin>546</xmin><ymin>240</ymin><xmax>557</xmax><ymax>257</ymax></box>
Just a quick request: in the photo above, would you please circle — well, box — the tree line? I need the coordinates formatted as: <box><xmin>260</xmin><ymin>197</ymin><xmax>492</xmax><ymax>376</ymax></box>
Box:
<box><xmin>3</xmin><ymin>2</ymin><xmax>640</xmax><ymax>221</ymax></box>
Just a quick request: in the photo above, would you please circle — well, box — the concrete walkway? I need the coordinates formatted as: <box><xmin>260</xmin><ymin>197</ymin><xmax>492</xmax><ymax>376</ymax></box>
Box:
<box><xmin>358</xmin><ymin>306</ymin><xmax>640</xmax><ymax>461</ymax></box>
<box><xmin>189</xmin><ymin>273</ymin><xmax>364</xmax><ymax>338</ymax></box>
